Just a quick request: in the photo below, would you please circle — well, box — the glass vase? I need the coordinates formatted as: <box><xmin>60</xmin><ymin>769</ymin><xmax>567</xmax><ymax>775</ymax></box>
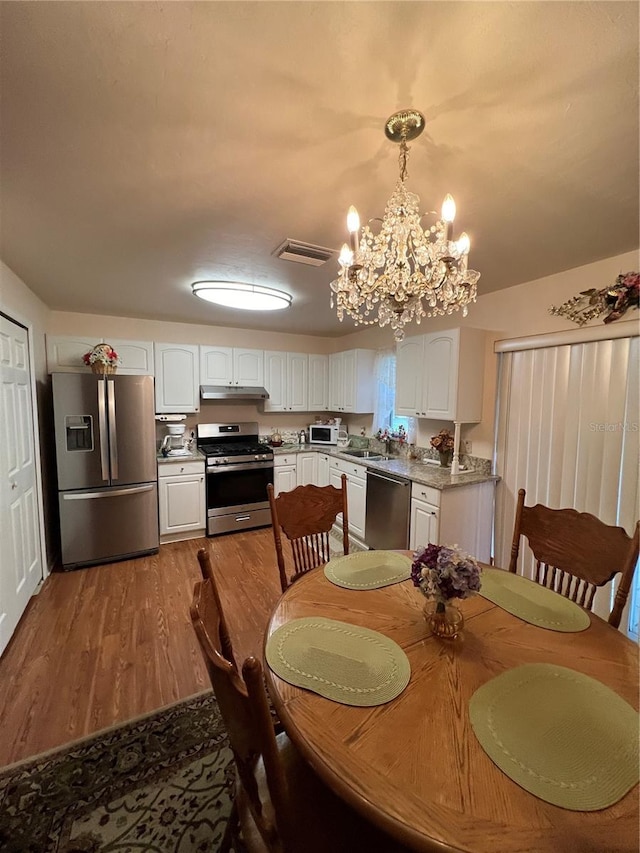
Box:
<box><xmin>438</xmin><ymin>451</ymin><xmax>452</xmax><ymax>467</ymax></box>
<box><xmin>423</xmin><ymin>600</ymin><xmax>464</xmax><ymax>639</ymax></box>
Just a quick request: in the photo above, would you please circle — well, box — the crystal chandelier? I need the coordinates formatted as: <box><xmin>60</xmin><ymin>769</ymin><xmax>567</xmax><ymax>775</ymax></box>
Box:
<box><xmin>329</xmin><ymin>109</ymin><xmax>480</xmax><ymax>341</ymax></box>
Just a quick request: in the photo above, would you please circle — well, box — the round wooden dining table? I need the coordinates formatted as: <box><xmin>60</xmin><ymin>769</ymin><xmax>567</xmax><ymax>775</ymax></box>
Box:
<box><xmin>263</xmin><ymin>561</ymin><xmax>639</xmax><ymax>853</ymax></box>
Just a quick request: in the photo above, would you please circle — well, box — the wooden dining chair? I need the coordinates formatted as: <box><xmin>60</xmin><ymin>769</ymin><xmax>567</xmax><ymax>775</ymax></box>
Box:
<box><xmin>509</xmin><ymin>488</ymin><xmax>640</xmax><ymax>628</ymax></box>
<box><xmin>267</xmin><ymin>474</ymin><xmax>349</xmax><ymax>593</ymax></box>
<box><xmin>190</xmin><ymin>575</ymin><xmax>407</xmax><ymax>853</ymax></box>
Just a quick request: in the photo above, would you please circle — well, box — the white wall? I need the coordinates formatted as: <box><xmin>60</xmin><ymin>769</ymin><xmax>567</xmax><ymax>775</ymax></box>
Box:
<box><xmin>337</xmin><ymin>250</ymin><xmax>640</xmax><ymax>458</ymax></box>
<box><xmin>0</xmin><ymin>261</ymin><xmax>55</xmax><ymax>567</ymax></box>
<box><xmin>1</xmin><ymin>261</ymin><xmax>50</xmax><ymax>381</ymax></box>
<box><xmin>46</xmin><ymin>312</ymin><xmax>335</xmax><ymax>355</ymax></box>
<box><xmin>39</xmin><ymin>248</ymin><xmax>640</xmax><ymax>456</ymax></box>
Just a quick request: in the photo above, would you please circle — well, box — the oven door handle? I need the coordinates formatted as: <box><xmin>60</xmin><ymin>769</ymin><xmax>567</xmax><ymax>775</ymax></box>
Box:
<box><xmin>207</xmin><ymin>460</ymin><xmax>274</xmax><ymax>474</ymax></box>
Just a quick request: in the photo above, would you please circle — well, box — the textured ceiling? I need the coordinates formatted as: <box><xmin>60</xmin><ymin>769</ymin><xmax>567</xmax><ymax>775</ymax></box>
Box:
<box><xmin>1</xmin><ymin>1</ymin><xmax>638</xmax><ymax>337</ymax></box>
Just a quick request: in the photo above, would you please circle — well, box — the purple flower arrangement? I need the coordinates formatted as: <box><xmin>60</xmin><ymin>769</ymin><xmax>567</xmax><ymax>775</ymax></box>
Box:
<box><xmin>411</xmin><ymin>543</ymin><xmax>482</xmax><ymax>611</ymax></box>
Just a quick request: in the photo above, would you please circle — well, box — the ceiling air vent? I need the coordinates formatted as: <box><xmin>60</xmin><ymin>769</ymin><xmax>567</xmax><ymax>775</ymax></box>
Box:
<box><xmin>273</xmin><ymin>239</ymin><xmax>335</xmax><ymax>267</ymax></box>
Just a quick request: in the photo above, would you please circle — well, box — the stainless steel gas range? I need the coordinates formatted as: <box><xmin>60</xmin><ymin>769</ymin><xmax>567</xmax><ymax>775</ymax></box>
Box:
<box><xmin>197</xmin><ymin>422</ymin><xmax>274</xmax><ymax>536</ymax></box>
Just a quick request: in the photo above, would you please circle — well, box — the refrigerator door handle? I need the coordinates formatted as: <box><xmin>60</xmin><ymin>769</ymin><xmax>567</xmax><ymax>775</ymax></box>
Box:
<box><xmin>107</xmin><ymin>379</ymin><xmax>119</xmax><ymax>480</ymax></box>
<box><xmin>62</xmin><ymin>484</ymin><xmax>156</xmax><ymax>500</ymax></box>
<box><xmin>97</xmin><ymin>378</ymin><xmax>109</xmax><ymax>481</ymax></box>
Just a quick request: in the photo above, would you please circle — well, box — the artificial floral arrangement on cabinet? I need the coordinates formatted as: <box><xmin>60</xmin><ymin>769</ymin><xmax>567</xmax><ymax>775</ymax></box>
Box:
<box><xmin>549</xmin><ymin>271</ymin><xmax>639</xmax><ymax>326</ymax></box>
<box><xmin>82</xmin><ymin>343</ymin><xmax>121</xmax><ymax>375</ymax></box>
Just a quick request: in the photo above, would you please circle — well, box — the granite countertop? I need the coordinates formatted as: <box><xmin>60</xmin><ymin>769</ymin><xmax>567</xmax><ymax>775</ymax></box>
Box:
<box><xmin>156</xmin><ymin>448</ymin><xmax>205</xmax><ymax>464</ymax></box>
<box><xmin>273</xmin><ymin>445</ymin><xmax>499</xmax><ymax>491</ymax></box>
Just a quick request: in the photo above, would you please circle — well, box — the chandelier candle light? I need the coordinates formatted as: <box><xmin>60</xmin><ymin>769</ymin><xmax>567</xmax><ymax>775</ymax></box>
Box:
<box><xmin>330</xmin><ymin>109</ymin><xmax>480</xmax><ymax>341</ymax></box>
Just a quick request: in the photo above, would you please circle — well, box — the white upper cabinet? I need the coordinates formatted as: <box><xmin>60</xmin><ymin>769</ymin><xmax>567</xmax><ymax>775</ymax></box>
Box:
<box><xmin>109</xmin><ymin>339</ymin><xmax>154</xmax><ymax>374</ymax></box>
<box><xmin>308</xmin><ymin>353</ymin><xmax>329</xmax><ymax>411</ymax></box>
<box><xmin>396</xmin><ymin>328</ymin><xmax>486</xmax><ymax>422</ymax></box>
<box><xmin>46</xmin><ymin>336</ymin><xmax>153</xmax><ymax>374</ymax></box>
<box><xmin>200</xmin><ymin>346</ymin><xmax>264</xmax><ymax>387</ymax></box>
<box><xmin>46</xmin><ymin>336</ymin><xmax>98</xmax><ymax>373</ymax></box>
<box><xmin>329</xmin><ymin>349</ymin><xmax>375</xmax><ymax>413</ymax></box>
<box><xmin>154</xmin><ymin>343</ymin><xmax>200</xmax><ymax>413</ymax></box>
<box><xmin>264</xmin><ymin>351</ymin><xmax>308</xmax><ymax>412</ymax></box>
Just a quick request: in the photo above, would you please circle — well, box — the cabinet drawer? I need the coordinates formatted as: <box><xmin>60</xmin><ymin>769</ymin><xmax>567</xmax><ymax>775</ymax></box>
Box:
<box><xmin>411</xmin><ymin>482</ymin><xmax>441</xmax><ymax>506</ymax></box>
<box><xmin>274</xmin><ymin>455</ymin><xmax>297</xmax><ymax>467</ymax></box>
<box><xmin>158</xmin><ymin>460</ymin><xmax>205</xmax><ymax>478</ymax></box>
<box><xmin>330</xmin><ymin>456</ymin><xmax>366</xmax><ymax>479</ymax></box>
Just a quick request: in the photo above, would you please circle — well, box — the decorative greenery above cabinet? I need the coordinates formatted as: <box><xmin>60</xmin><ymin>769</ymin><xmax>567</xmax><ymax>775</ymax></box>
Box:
<box><xmin>396</xmin><ymin>328</ymin><xmax>486</xmax><ymax>422</ymax></box>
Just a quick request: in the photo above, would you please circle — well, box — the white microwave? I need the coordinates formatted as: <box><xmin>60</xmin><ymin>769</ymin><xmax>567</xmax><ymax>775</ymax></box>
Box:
<box><xmin>309</xmin><ymin>423</ymin><xmax>340</xmax><ymax>445</ymax></box>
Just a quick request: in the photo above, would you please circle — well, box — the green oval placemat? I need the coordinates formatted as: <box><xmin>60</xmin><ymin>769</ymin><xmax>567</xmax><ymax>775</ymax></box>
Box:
<box><xmin>469</xmin><ymin>663</ymin><xmax>639</xmax><ymax>811</ymax></box>
<box><xmin>323</xmin><ymin>551</ymin><xmax>412</xmax><ymax>590</ymax></box>
<box><xmin>479</xmin><ymin>568</ymin><xmax>591</xmax><ymax>632</ymax></box>
<box><xmin>266</xmin><ymin>617</ymin><xmax>410</xmax><ymax>706</ymax></box>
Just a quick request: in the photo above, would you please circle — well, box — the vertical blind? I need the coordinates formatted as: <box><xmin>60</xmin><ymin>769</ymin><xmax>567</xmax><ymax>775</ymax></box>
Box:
<box><xmin>494</xmin><ymin>334</ymin><xmax>639</xmax><ymax>628</ymax></box>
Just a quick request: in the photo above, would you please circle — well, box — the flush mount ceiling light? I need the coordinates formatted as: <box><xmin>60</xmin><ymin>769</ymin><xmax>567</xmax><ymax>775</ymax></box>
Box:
<box><xmin>329</xmin><ymin>109</ymin><xmax>480</xmax><ymax>341</ymax></box>
<box><xmin>192</xmin><ymin>281</ymin><xmax>292</xmax><ymax>311</ymax></box>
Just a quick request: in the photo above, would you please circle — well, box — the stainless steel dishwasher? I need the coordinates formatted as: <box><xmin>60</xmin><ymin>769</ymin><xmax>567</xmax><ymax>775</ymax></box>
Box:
<box><xmin>364</xmin><ymin>469</ymin><xmax>411</xmax><ymax>550</ymax></box>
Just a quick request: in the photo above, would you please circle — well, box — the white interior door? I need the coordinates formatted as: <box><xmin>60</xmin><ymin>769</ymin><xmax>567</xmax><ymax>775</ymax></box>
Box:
<box><xmin>0</xmin><ymin>315</ymin><xmax>43</xmax><ymax>655</ymax></box>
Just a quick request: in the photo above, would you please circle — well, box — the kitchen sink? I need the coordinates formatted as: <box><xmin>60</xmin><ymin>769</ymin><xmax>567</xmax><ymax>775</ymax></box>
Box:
<box><xmin>342</xmin><ymin>449</ymin><xmax>390</xmax><ymax>461</ymax></box>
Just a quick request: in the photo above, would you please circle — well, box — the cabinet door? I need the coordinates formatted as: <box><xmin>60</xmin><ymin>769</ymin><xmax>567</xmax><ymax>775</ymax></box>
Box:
<box><xmin>346</xmin><ymin>472</ymin><xmax>367</xmax><ymax>539</ymax></box>
<box><xmin>396</xmin><ymin>336</ymin><xmax>424</xmax><ymax>417</ymax></box>
<box><xmin>287</xmin><ymin>352</ymin><xmax>308</xmax><ymax>412</ymax></box>
<box><xmin>341</xmin><ymin>350</ymin><xmax>357</xmax><ymax>413</ymax></box>
<box><xmin>274</xmin><ymin>466</ymin><xmax>297</xmax><ymax>497</ymax></box>
<box><xmin>296</xmin><ymin>452</ymin><xmax>317</xmax><ymax>486</ymax></box>
<box><xmin>263</xmin><ymin>351</ymin><xmax>287</xmax><ymax>412</ymax></box>
<box><xmin>46</xmin><ymin>336</ymin><xmax>97</xmax><ymax>373</ymax></box>
<box><xmin>317</xmin><ymin>453</ymin><xmax>330</xmax><ymax>487</ymax></box>
<box><xmin>410</xmin><ymin>498</ymin><xmax>440</xmax><ymax>550</ymax></box>
<box><xmin>234</xmin><ymin>348</ymin><xmax>264</xmax><ymax>386</ymax></box>
<box><xmin>200</xmin><ymin>346</ymin><xmax>234</xmax><ymax>386</ymax></box>
<box><xmin>422</xmin><ymin>330</ymin><xmax>459</xmax><ymax>420</ymax></box>
<box><xmin>329</xmin><ymin>467</ymin><xmax>345</xmax><ymax>526</ymax></box>
<box><xmin>308</xmin><ymin>354</ymin><xmax>329</xmax><ymax>411</ymax></box>
<box><xmin>158</xmin><ymin>473</ymin><xmax>205</xmax><ymax>535</ymax></box>
<box><xmin>110</xmin><ymin>340</ymin><xmax>154</xmax><ymax>375</ymax></box>
<box><xmin>328</xmin><ymin>353</ymin><xmax>344</xmax><ymax>411</ymax></box>
<box><xmin>155</xmin><ymin>343</ymin><xmax>200</xmax><ymax>413</ymax></box>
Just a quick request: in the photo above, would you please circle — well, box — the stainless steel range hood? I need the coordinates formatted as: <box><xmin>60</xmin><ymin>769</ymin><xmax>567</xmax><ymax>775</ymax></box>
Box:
<box><xmin>200</xmin><ymin>385</ymin><xmax>269</xmax><ymax>401</ymax></box>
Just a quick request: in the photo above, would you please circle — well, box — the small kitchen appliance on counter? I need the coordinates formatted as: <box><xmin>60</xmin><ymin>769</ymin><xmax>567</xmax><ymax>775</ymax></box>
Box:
<box><xmin>160</xmin><ymin>423</ymin><xmax>190</xmax><ymax>456</ymax></box>
<box><xmin>309</xmin><ymin>422</ymin><xmax>341</xmax><ymax>445</ymax></box>
<box><xmin>197</xmin><ymin>422</ymin><xmax>274</xmax><ymax>536</ymax></box>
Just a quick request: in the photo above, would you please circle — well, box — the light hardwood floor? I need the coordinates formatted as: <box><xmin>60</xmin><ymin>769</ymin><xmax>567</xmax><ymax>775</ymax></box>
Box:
<box><xmin>0</xmin><ymin>528</ymin><xmax>283</xmax><ymax>766</ymax></box>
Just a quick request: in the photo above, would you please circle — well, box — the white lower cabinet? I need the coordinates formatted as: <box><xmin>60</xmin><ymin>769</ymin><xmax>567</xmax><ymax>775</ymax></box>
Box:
<box><xmin>409</xmin><ymin>480</ymin><xmax>495</xmax><ymax>561</ymax></box>
<box><xmin>296</xmin><ymin>452</ymin><xmax>317</xmax><ymax>486</ymax></box>
<box><xmin>329</xmin><ymin>456</ymin><xmax>367</xmax><ymax>541</ymax></box>
<box><xmin>410</xmin><ymin>485</ymin><xmax>440</xmax><ymax>550</ymax></box>
<box><xmin>273</xmin><ymin>454</ymin><xmax>298</xmax><ymax>497</ymax></box>
<box><xmin>316</xmin><ymin>453</ymin><xmax>330</xmax><ymax>487</ymax></box>
<box><xmin>158</xmin><ymin>460</ymin><xmax>205</xmax><ymax>542</ymax></box>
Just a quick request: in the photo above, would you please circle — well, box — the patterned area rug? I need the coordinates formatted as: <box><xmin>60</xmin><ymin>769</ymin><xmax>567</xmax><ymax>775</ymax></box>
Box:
<box><xmin>329</xmin><ymin>530</ymin><xmax>367</xmax><ymax>558</ymax></box>
<box><xmin>0</xmin><ymin>692</ymin><xmax>237</xmax><ymax>853</ymax></box>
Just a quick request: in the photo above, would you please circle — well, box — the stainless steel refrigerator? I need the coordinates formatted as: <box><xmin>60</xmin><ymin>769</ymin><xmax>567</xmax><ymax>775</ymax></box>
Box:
<box><xmin>52</xmin><ymin>373</ymin><xmax>159</xmax><ymax>569</ymax></box>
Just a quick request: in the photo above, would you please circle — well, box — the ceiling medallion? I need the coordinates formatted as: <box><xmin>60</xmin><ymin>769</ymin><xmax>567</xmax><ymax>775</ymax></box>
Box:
<box><xmin>330</xmin><ymin>109</ymin><xmax>480</xmax><ymax>341</ymax></box>
<box><xmin>192</xmin><ymin>281</ymin><xmax>292</xmax><ymax>311</ymax></box>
